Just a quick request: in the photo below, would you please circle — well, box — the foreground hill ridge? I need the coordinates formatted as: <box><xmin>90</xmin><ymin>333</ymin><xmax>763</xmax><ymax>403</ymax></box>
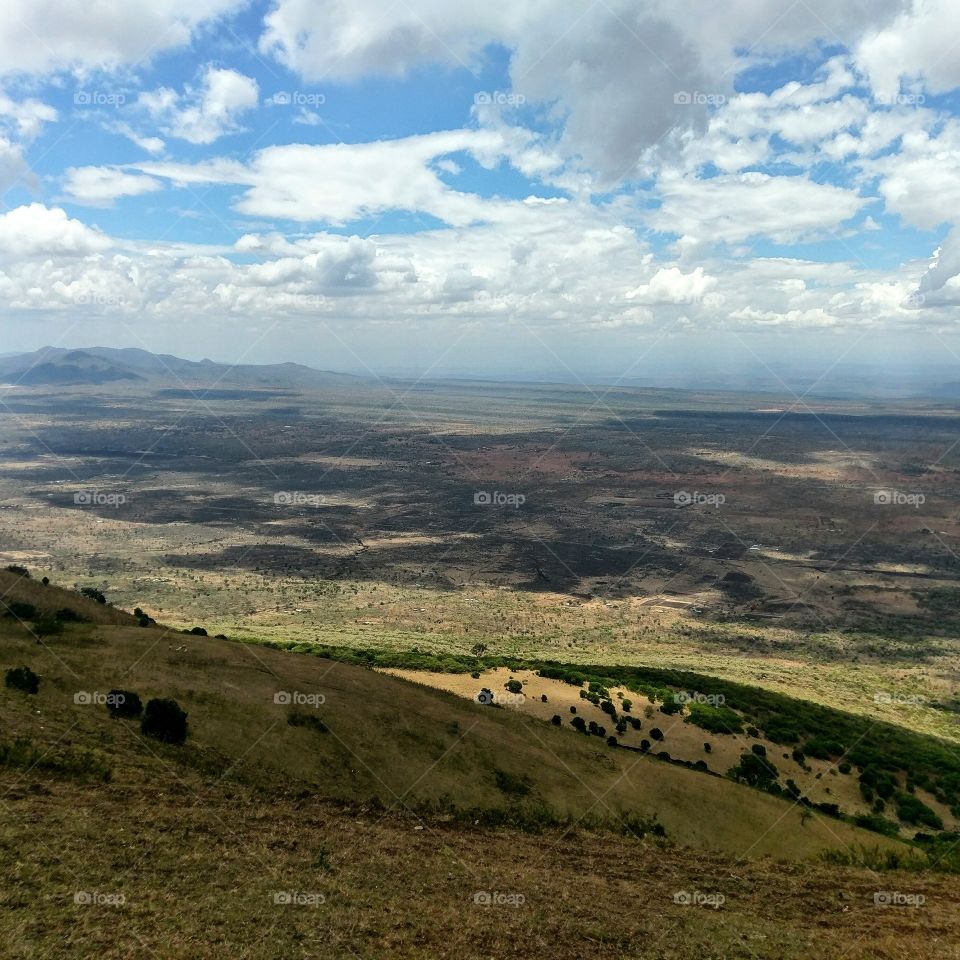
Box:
<box><xmin>2</xmin><ymin>568</ymin><xmax>959</xmax><ymax>958</ymax></box>
<box><xmin>1</xmin><ymin>567</ymin><xmax>956</xmax><ymax>859</ymax></box>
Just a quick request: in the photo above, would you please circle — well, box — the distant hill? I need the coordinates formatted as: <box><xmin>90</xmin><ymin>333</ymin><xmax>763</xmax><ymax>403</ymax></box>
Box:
<box><xmin>0</xmin><ymin>348</ymin><xmax>145</xmax><ymax>385</ymax></box>
<box><xmin>0</xmin><ymin>345</ymin><xmax>362</xmax><ymax>389</ymax></box>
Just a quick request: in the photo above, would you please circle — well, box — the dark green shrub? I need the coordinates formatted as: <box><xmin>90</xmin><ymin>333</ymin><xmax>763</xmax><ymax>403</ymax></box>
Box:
<box><xmin>895</xmin><ymin>792</ymin><xmax>943</xmax><ymax>829</ymax></box>
<box><xmin>494</xmin><ymin>769</ymin><xmax>530</xmax><ymax>796</ymax></box>
<box><xmin>5</xmin><ymin>565</ymin><xmax>29</xmax><ymax>577</ymax></box>
<box><xmin>854</xmin><ymin>813</ymin><xmax>899</xmax><ymax>837</ymax></box>
<box><xmin>80</xmin><ymin>587</ymin><xmax>106</xmax><ymax>604</ymax></box>
<box><xmin>287</xmin><ymin>711</ymin><xmax>328</xmax><ymax>734</ymax></box>
<box><xmin>5</xmin><ymin>666</ymin><xmax>39</xmax><ymax>694</ymax></box>
<box><xmin>504</xmin><ymin>678</ymin><xmax>522</xmax><ymax>694</ymax></box>
<box><xmin>551</xmin><ymin>714</ymin><xmax>561</xmax><ymax>726</ymax></box>
<box><xmin>141</xmin><ymin>698</ymin><xmax>188</xmax><ymax>745</ymax></box>
<box><xmin>729</xmin><ymin>751</ymin><xmax>779</xmax><ymax>787</ymax></box>
<box><xmin>107</xmin><ymin>690</ymin><xmax>143</xmax><ymax>719</ymax></box>
<box><xmin>54</xmin><ymin>607</ymin><xmax>86</xmax><ymax>623</ymax></box>
<box><xmin>685</xmin><ymin>703</ymin><xmax>743</xmax><ymax>734</ymax></box>
<box><xmin>5</xmin><ymin>601</ymin><xmax>38</xmax><ymax>621</ymax></box>
<box><xmin>650</xmin><ymin>727</ymin><xmax>664</xmax><ymax>741</ymax></box>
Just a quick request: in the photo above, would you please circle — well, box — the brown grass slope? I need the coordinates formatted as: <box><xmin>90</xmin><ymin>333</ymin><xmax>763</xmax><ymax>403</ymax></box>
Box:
<box><xmin>0</xmin><ymin>618</ymin><xmax>906</xmax><ymax>859</ymax></box>
<box><xmin>0</xmin><ymin>568</ymin><xmax>140</xmax><ymax>627</ymax></box>
<box><xmin>0</xmin><ymin>620</ymin><xmax>955</xmax><ymax>959</ymax></box>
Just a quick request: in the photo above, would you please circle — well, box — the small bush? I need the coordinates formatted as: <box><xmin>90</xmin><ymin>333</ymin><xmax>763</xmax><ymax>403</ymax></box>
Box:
<box><xmin>504</xmin><ymin>678</ymin><xmax>522</xmax><ymax>694</ymax></box>
<box><xmin>287</xmin><ymin>711</ymin><xmax>328</xmax><ymax>734</ymax></box>
<box><xmin>186</xmin><ymin>626</ymin><xmax>208</xmax><ymax>636</ymax></box>
<box><xmin>551</xmin><ymin>714</ymin><xmax>561</xmax><ymax>726</ymax></box>
<box><xmin>34</xmin><ymin>617</ymin><xmax>62</xmax><ymax>638</ymax></box>
<box><xmin>494</xmin><ymin>769</ymin><xmax>530</xmax><ymax>796</ymax></box>
<box><xmin>650</xmin><ymin>727</ymin><xmax>664</xmax><ymax>741</ymax></box>
<box><xmin>141</xmin><ymin>698</ymin><xmax>188</xmax><ymax>745</ymax></box>
<box><xmin>5</xmin><ymin>601</ymin><xmax>38</xmax><ymax>621</ymax></box>
<box><xmin>640</xmin><ymin>738</ymin><xmax>651</xmax><ymax>752</ymax></box>
<box><xmin>607</xmin><ymin>736</ymin><xmax>618</xmax><ymax>747</ymax></box>
<box><xmin>5</xmin><ymin>565</ymin><xmax>29</xmax><ymax>578</ymax></box>
<box><xmin>80</xmin><ymin>587</ymin><xmax>106</xmax><ymax>604</ymax></box>
<box><xmin>54</xmin><ymin>607</ymin><xmax>86</xmax><ymax>623</ymax></box>
<box><xmin>5</xmin><ymin>666</ymin><xmax>39</xmax><ymax>694</ymax></box>
<box><xmin>107</xmin><ymin>690</ymin><xmax>143</xmax><ymax>719</ymax></box>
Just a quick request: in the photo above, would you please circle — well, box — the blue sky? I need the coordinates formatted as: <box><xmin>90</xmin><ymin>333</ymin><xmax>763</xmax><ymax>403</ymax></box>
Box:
<box><xmin>2</xmin><ymin>0</ymin><xmax>960</xmax><ymax>383</ymax></box>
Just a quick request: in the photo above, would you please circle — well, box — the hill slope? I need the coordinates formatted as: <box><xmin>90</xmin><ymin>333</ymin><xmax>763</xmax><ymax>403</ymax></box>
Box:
<box><xmin>0</xmin><ymin>609</ymin><xmax>908</xmax><ymax>857</ymax></box>
<box><xmin>1</xmin><ymin>606</ymin><xmax>956</xmax><ymax>958</ymax></box>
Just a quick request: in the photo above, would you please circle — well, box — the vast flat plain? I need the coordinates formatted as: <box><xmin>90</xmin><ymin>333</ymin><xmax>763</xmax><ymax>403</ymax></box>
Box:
<box><xmin>0</xmin><ymin>376</ymin><xmax>958</xmax><ymax>742</ymax></box>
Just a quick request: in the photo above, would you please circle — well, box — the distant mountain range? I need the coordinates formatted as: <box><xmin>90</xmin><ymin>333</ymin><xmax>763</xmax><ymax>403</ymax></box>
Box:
<box><xmin>0</xmin><ymin>346</ymin><xmax>361</xmax><ymax>389</ymax></box>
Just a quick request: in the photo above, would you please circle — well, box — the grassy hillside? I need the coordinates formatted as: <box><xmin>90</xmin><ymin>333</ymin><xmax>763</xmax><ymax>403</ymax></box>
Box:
<box><xmin>0</xmin><ymin>615</ymin><xmax>902</xmax><ymax>858</ymax></box>
<box><xmin>2</xmin><ymin>599</ymin><xmax>959</xmax><ymax>957</ymax></box>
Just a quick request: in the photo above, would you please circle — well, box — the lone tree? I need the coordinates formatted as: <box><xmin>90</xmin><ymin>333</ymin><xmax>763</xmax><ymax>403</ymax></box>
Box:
<box><xmin>5</xmin><ymin>666</ymin><xmax>39</xmax><ymax>694</ymax></box>
<box><xmin>141</xmin><ymin>698</ymin><xmax>188</xmax><ymax>745</ymax></box>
